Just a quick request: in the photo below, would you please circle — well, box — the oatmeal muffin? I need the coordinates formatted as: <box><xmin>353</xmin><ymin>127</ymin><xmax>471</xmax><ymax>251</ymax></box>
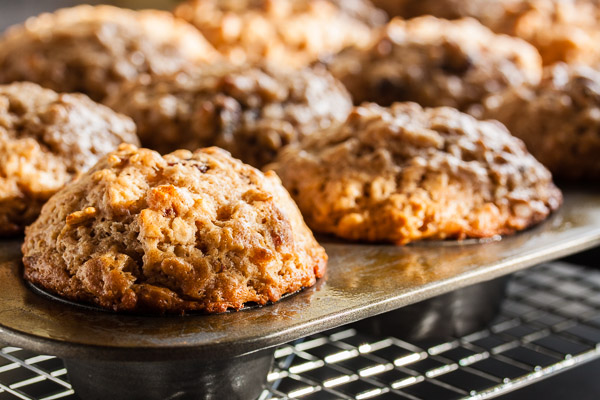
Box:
<box><xmin>173</xmin><ymin>0</ymin><xmax>385</xmax><ymax>67</ymax></box>
<box><xmin>0</xmin><ymin>5</ymin><xmax>219</xmax><ymax>102</ymax></box>
<box><xmin>483</xmin><ymin>63</ymin><xmax>600</xmax><ymax>180</ymax></box>
<box><xmin>327</xmin><ymin>16</ymin><xmax>542</xmax><ymax>110</ymax></box>
<box><xmin>0</xmin><ymin>82</ymin><xmax>138</xmax><ymax>236</ymax></box>
<box><xmin>107</xmin><ymin>63</ymin><xmax>352</xmax><ymax>168</ymax></box>
<box><xmin>268</xmin><ymin>103</ymin><xmax>562</xmax><ymax>244</ymax></box>
<box><xmin>379</xmin><ymin>0</ymin><xmax>600</xmax><ymax>66</ymax></box>
<box><xmin>22</xmin><ymin>144</ymin><xmax>327</xmax><ymax>314</ymax></box>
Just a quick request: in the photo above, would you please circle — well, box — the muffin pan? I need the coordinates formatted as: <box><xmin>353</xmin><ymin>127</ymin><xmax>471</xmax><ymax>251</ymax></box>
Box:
<box><xmin>0</xmin><ymin>189</ymin><xmax>599</xmax><ymax>399</ymax></box>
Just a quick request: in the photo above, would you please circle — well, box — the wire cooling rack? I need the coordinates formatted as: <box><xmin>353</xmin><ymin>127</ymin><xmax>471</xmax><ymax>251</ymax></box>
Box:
<box><xmin>1</xmin><ymin>261</ymin><xmax>600</xmax><ymax>400</ymax></box>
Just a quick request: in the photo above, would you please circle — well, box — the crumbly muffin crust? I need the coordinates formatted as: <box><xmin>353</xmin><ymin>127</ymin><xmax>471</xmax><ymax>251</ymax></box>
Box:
<box><xmin>0</xmin><ymin>5</ymin><xmax>219</xmax><ymax>102</ymax></box>
<box><xmin>268</xmin><ymin>103</ymin><xmax>562</xmax><ymax>244</ymax></box>
<box><xmin>483</xmin><ymin>63</ymin><xmax>600</xmax><ymax>180</ymax></box>
<box><xmin>174</xmin><ymin>0</ymin><xmax>385</xmax><ymax>67</ymax></box>
<box><xmin>381</xmin><ymin>0</ymin><xmax>600</xmax><ymax>66</ymax></box>
<box><xmin>327</xmin><ymin>16</ymin><xmax>542</xmax><ymax>110</ymax></box>
<box><xmin>107</xmin><ymin>63</ymin><xmax>352</xmax><ymax>167</ymax></box>
<box><xmin>0</xmin><ymin>82</ymin><xmax>138</xmax><ymax>236</ymax></box>
<box><xmin>22</xmin><ymin>144</ymin><xmax>327</xmax><ymax>314</ymax></box>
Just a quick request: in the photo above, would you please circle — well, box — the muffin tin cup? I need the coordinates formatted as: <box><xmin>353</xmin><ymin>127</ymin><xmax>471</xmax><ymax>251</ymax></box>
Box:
<box><xmin>65</xmin><ymin>348</ymin><xmax>275</xmax><ymax>400</ymax></box>
<box><xmin>351</xmin><ymin>275</ymin><xmax>510</xmax><ymax>341</ymax></box>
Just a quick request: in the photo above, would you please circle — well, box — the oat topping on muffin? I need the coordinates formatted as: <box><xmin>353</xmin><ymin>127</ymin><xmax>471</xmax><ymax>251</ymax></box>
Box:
<box><xmin>268</xmin><ymin>103</ymin><xmax>562</xmax><ymax>244</ymax></box>
<box><xmin>0</xmin><ymin>5</ymin><xmax>219</xmax><ymax>102</ymax></box>
<box><xmin>174</xmin><ymin>0</ymin><xmax>384</xmax><ymax>67</ymax></box>
<box><xmin>22</xmin><ymin>144</ymin><xmax>327</xmax><ymax>314</ymax></box>
<box><xmin>0</xmin><ymin>82</ymin><xmax>138</xmax><ymax>236</ymax></box>
<box><xmin>484</xmin><ymin>63</ymin><xmax>600</xmax><ymax>180</ymax></box>
<box><xmin>327</xmin><ymin>16</ymin><xmax>542</xmax><ymax>110</ymax></box>
<box><xmin>106</xmin><ymin>63</ymin><xmax>352</xmax><ymax>167</ymax></box>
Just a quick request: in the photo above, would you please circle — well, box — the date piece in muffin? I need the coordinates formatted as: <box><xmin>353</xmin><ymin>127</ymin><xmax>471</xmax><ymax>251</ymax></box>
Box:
<box><xmin>107</xmin><ymin>63</ymin><xmax>352</xmax><ymax>168</ymax></box>
<box><xmin>327</xmin><ymin>16</ymin><xmax>542</xmax><ymax>110</ymax></box>
<box><xmin>0</xmin><ymin>5</ymin><xmax>219</xmax><ymax>102</ymax></box>
<box><xmin>378</xmin><ymin>0</ymin><xmax>600</xmax><ymax>66</ymax></box>
<box><xmin>174</xmin><ymin>0</ymin><xmax>385</xmax><ymax>67</ymax></box>
<box><xmin>483</xmin><ymin>63</ymin><xmax>600</xmax><ymax>180</ymax></box>
<box><xmin>22</xmin><ymin>144</ymin><xmax>327</xmax><ymax>314</ymax></box>
<box><xmin>0</xmin><ymin>82</ymin><xmax>139</xmax><ymax>236</ymax></box>
<box><xmin>268</xmin><ymin>103</ymin><xmax>562</xmax><ymax>245</ymax></box>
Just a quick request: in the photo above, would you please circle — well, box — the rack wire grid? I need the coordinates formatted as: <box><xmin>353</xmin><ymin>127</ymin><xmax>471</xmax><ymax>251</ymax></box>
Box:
<box><xmin>1</xmin><ymin>260</ymin><xmax>600</xmax><ymax>400</ymax></box>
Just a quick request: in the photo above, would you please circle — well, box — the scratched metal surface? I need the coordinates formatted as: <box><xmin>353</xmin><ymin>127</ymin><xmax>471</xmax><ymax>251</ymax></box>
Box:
<box><xmin>3</xmin><ymin>260</ymin><xmax>600</xmax><ymax>400</ymax></box>
<box><xmin>0</xmin><ymin>190</ymin><xmax>599</xmax><ymax>362</ymax></box>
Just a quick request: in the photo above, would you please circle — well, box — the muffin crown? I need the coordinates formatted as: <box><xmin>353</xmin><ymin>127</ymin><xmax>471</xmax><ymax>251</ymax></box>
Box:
<box><xmin>23</xmin><ymin>144</ymin><xmax>326</xmax><ymax>313</ymax></box>
<box><xmin>269</xmin><ymin>102</ymin><xmax>562</xmax><ymax>244</ymax></box>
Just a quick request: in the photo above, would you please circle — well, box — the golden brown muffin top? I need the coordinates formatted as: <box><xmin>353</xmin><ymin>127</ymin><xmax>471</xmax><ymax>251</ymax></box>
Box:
<box><xmin>268</xmin><ymin>102</ymin><xmax>562</xmax><ymax>244</ymax></box>
<box><xmin>23</xmin><ymin>144</ymin><xmax>326</xmax><ymax>314</ymax></box>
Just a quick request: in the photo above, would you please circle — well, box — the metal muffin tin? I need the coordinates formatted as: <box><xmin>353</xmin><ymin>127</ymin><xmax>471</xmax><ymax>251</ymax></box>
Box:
<box><xmin>0</xmin><ymin>189</ymin><xmax>599</xmax><ymax>399</ymax></box>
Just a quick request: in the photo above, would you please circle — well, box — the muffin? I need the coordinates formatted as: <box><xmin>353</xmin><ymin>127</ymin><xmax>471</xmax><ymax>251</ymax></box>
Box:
<box><xmin>268</xmin><ymin>103</ymin><xmax>562</xmax><ymax>245</ymax></box>
<box><xmin>483</xmin><ymin>63</ymin><xmax>600</xmax><ymax>180</ymax></box>
<box><xmin>173</xmin><ymin>0</ymin><xmax>385</xmax><ymax>67</ymax></box>
<box><xmin>378</xmin><ymin>0</ymin><xmax>600</xmax><ymax>66</ymax></box>
<box><xmin>327</xmin><ymin>16</ymin><xmax>542</xmax><ymax>110</ymax></box>
<box><xmin>106</xmin><ymin>63</ymin><xmax>352</xmax><ymax>168</ymax></box>
<box><xmin>0</xmin><ymin>5</ymin><xmax>219</xmax><ymax>102</ymax></box>
<box><xmin>0</xmin><ymin>82</ymin><xmax>139</xmax><ymax>236</ymax></box>
<box><xmin>22</xmin><ymin>144</ymin><xmax>327</xmax><ymax>314</ymax></box>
